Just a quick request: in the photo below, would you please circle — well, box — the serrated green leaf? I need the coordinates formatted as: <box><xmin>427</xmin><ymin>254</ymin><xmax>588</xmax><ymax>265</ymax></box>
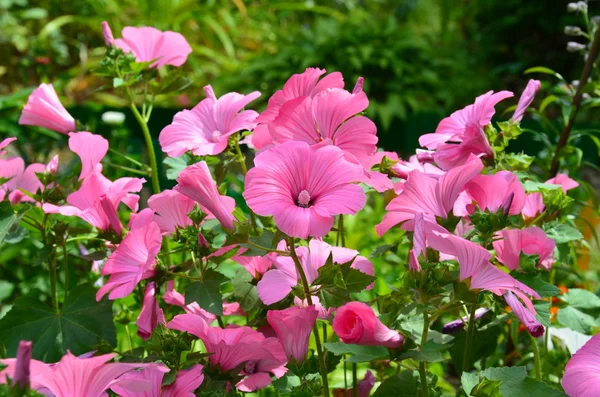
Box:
<box><xmin>513</xmin><ymin>273</ymin><xmax>561</xmax><ymax>298</ymax></box>
<box><xmin>557</xmin><ymin>306</ymin><xmax>598</xmax><ymax>334</ymax></box>
<box><xmin>561</xmin><ymin>288</ymin><xmax>600</xmax><ymax>309</ymax></box>
<box><xmin>544</xmin><ymin>222</ymin><xmax>583</xmax><ymax>244</ymax></box>
<box><xmin>462</xmin><ymin>366</ymin><xmax>566</xmax><ymax>396</ymax></box>
<box><xmin>373</xmin><ymin>371</ymin><xmax>418</xmax><ymax>397</ymax></box>
<box><xmin>231</xmin><ymin>270</ymin><xmax>259</xmax><ymax>312</ymax></box>
<box><xmin>185</xmin><ymin>269</ymin><xmax>227</xmax><ymax>316</ymax></box>
<box><xmin>0</xmin><ymin>284</ymin><xmax>116</xmax><ymax>362</ymax></box>
<box><xmin>323</xmin><ymin>342</ymin><xmax>388</xmax><ymax>362</ymax></box>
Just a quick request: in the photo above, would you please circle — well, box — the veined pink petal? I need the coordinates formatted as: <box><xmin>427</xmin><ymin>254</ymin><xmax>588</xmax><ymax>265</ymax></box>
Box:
<box><xmin>175</xmin><ymin>161</ymin><xmax>235</xmax><ymax>229</ymax></box>
<box><xmin>148</xmin><ymin>189</ymin><xmax>195</xmax><ymax>235</ymax></box>
<box><xmin>513</xmin><ymin>79</ymin><xmax>541</xmax><ymax>122</ymax></box>
<box><xmin>464</xmin><ymin>171</ymin><xmax>526</xmax><ymax>215</ymax></box>
<box><xmin>136</xmin><ymin>281</ymin><xmax>166</xmax><ymax>340</ymax></box>
<box><xmin>110</xmin><ymin>363</ymin><xmax>169</xmax><ymax>396</ymax></box>
<box><xmin>101</xmin><ymin>21</ymin><xmax>115</xmax><ymax>46</ymax></box>
<box><xmin>231</xmin><ymin>248</ymin><xmax>274</xmax><ymax>279</ymax></box>
<box><xmin>522</xmin><ymin>192</ymin><xmax>544</xmax><ymax>219</ymax></box>
<box><xmin>267</xmin><ymin>305</ymin><xmax>318</xmax><ymax>363</ymax></box>
<box><xmin>546</xmin><ymin>173</ymin><xmax>579</xmax><ymax>193</ymax></box>
<box><xmin>69</xmin><ymin>132</ymin><xmax>108</xmax><ymax>180</ymax></box>
<box><xmin>312</xmin><ymin>88</ymin><xmax>369</xmax><ymax>140</ymax></box>
<box><xmin>562</xmin><ymin>334</ymin><xmax>600</xmax><ymax>397</ymax></box>
<box><xmin>115</xmin><ymin>25</ymin><xmax>192</xmax><ymax>68</ymax></box>
<box><xmin>428</xmin><ymin>229</ymin><xmax>491</xmax><ymax>281</ymax></box>
<box><xmin>493</xmin><ymin>227</ymin><xmax>555</xmax><ymax>270</ymax></box>
<box><xmin>505</xmin><ymin>291</ymin><xmax>544</xmax><ymax>337</ymax></box>
<box><xmin>18</xmin><ymin>83</ymin><xmax>76</xmax><ymax>134</ymax></box>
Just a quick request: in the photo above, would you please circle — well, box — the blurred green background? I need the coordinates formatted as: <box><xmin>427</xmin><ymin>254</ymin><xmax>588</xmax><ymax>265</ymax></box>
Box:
<box><xmin>0</xmin><ymin>0</ymin><xmax>588</xmax><ymax>158</ymax></box>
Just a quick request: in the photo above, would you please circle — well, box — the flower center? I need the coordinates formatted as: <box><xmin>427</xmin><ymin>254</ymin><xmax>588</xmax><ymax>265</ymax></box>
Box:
<box><xmin>211</xmin><ymin>130</ymin><xmax>222</xmax><ymax>142</ymax></box>
<box><xmin>297</xmin><ymin>190</ymin><xmax>311</xmax><ymax>208</ymax></box>
<box><xmin>244</xmin><ymin>360</ymin><xmax>256</xmax><ymax>374</ymax></box>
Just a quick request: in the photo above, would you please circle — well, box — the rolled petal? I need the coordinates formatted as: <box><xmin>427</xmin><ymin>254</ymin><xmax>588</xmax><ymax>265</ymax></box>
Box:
<box><xmin>19</xmin><ymin>83</ymin><xmax>76</xmax><ymax>134</ymax></box>
<box><xmin>136</xmin><ymin>282</ymin><xmax>166</xmax><ymax>340</ymax></box>
<box><xmin>505</xmin><ymin>291</ymin><xmax>544</xmax><ymax>337</ymax></box>
<box><xmin>267</xmin><ymin>305</ymin><xmax>318</xmax><ymax>363</ymax></box>
<box><xmin>513</xmin><ymin>79</ymin><xmax>541</xmax><ymax>122</ymax></box>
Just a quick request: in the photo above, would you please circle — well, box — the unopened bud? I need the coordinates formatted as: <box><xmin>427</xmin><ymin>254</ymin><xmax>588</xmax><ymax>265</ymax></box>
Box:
<box><xmin>564</xmin><ymin>25</ymin><xmax>583</xmax><ymax>36</ymax></box>
<box><xmin>14</xmin><ymin>341</ymin><xmax>32</xmax><ymax>389</ymax></box>
<box><xmin>501</xmin><ymin>192</ymin><xmax>515</xmax><ymax>216</ymax></box>
<box><xmin>567</xmin><ymin>42</ymin><xmax>586</xmax><ymax>53</ymax></box>
<box><xmin>416</xmin><ymin>149</ymin><xmax>435</xmax><ymax>163</ymax></box>
<box><xmin>567</xmin><ymin>1</ymin><xmax>587</xmax><ymax>13</ymax></box>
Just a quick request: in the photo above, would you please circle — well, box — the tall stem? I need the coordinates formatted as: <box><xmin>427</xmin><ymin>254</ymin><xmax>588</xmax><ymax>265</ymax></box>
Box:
<box><xmin>129</xmin><ymin>102</ymin><xmax>161</xmax><ymax>194</ymax></box>
<box><xmin>531</xmin><ymin>335</ymin><xmax>542</xmax><ymax>381</ymax></box>
<box><xmin>463</xmin><ymin>303</ymin><xmax>478</xmax><ymax>372</ymax></box>
<box><xmin>288</xmin><ymin>238</ymin><xmax>330</xmax><ymax>396</ymax></box>
<box><xmin>62</xmin><ymin>241</ymin><xmax>69</xmax><ymax>301</ymax></box>
<box><xmin>419</xmin><ymin>309</ymin><xmax>430</xmax><ymax>397</ymax></box>
<box><xmin>234</xmin><ymin>138</ymin><xmax>257</xmax><ymax>231</ymax></box>
<box><xmin>550</xmin><ymin>27</ymin><xmax>600</xmax><ymax>176</ymax></box>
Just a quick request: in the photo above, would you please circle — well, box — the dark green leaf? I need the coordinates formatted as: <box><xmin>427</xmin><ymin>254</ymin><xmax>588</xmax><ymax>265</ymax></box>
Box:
<box><xmin>373</xmin><ymin>371</ymin><xmax>418</xmax><ymax>397</ymax></box>
<box><xmin>185</xmin><ymin>269</ymin><xmax>227</xmax><ymax>316</ymax></box>
<box><xmin>0</xmin><ymin>202</ymin><xmax>28</xmax><ymax>244</ymax></box>
<box><xmin>231</xmin><ymin>270</ymin><xmax>259</xmax><ymax>312</ymax></box>
<box><xmin>462</xmin><ymin>366</ymin><xmax>567</xmax><ymax>397</ymax></box>
<box><xmin>513</xmin><ymin>273</ymin><xmax>561</xmax><ymax>298</ymax></box>
<box><xmin>323</xmin><ymin>342</ymin><xmax>388</xmax><ymax>362</ymax></box>
<box><xmin>0</xmin><ymin>284</ymin><xmax>116</xmax><ymax>362</ymax></box>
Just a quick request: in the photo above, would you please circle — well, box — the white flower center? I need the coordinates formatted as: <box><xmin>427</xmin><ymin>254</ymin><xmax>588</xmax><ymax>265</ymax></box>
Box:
<box><xmin>211</xmin><ymin>130</ymin><xmax>222</xmax><ymax>142</ymax></box>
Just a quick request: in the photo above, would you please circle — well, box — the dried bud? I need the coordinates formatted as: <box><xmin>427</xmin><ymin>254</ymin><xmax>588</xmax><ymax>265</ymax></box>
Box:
<box><xmin>564</xmin><ymin>25</ymin><xmax>583</xmax><ymax>36</ymax></box>
<box><xmin>567</xmin><ymin>42</ymin><xmax>586</xmax><ymax>53</ymax></box>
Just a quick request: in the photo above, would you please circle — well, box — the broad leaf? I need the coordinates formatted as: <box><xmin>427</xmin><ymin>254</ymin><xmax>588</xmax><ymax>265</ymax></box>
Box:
<box><xmin>462</xmin><ymin>366</ymin><xmax>567</xmax><ymax>397</ymax></box>
<box><xmin>561</xmin><ymin>288</ymin><xmax>600</xmax><ymax>309</ymax></box>
<box><xmin>185</xmin><ymin>269</ymin><xmax>227</xmax><ymax>316</ymax></box>
<box><xmin>373</xmin><ymin>371</ymin><xmax>418</xmax><ymax>397</ymax></box>
<box><xmin>231</xmin><ymin>270</ymin><xmax>260</xmax><ymax>312</ymax></box>
<box><xmin>513</xmin><ymin>273</ymin><xmax>561</xmax><ymax>298</ymax></box>
<box><xmin>557</xmin><ymin>306</ymin><xmax>598</xmax><ymax>334</ymax></box>
<box><xmin>323</xmin><ymin>342</ymin><xmax>388</xmax><ymax>363</ymax></box>
<box><xmin>0</xmin><ymin>284</ymin><xmax>116</xmax><ymax>362</ymax></box>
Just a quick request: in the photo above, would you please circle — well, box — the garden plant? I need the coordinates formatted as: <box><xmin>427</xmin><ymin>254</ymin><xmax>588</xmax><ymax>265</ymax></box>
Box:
<box><xmin>2</xmin><ymin>2</ymin><xmax>600</xmax><ymax>397</ymax></box>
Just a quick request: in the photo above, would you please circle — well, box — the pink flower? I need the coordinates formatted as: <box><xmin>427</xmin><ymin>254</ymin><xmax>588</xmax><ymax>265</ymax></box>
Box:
<box><xmin>493</xmin><ymin>227</ymin><xmax>555</xmax><ymax>270</ymax></box>
<box><xmin>163</xmin><ymin>280</ymin><xmax>217</xmax><ymax>324</ymax></box>
<box><xmin>231</xmin><ymin>248</ymin><xmax>274</xmax><ymax>279</ymax></box>
<box><xmin>391</xmin><ymin>154</ymin><xmax>443</xmax><ymax>181</ymax></box>
<box><xmin>137</xmin><ymin>282</ymin><xmax>166</xmax><ymax>340</ymax></box>
<box><xmin>457</xmin><ymin>171</ymin><xmax>526</xmax><ymax>216</ymax></box>
<box><xmin>159</xmin><ymin>85</ymin><xmax>260</xmax><ymax>157</ymax></box>
<box><xmin>167</xmin><ymin>314</ymin><xmax>278</xmax><ymax>372</ymax></box>
<box><xmin>268</xmin><ymin>82</ymin><xmax>377</xmax><ymax>166</ymax></box>
<box><xmin>18</xmin><ymin>83</ymin><xmax>76</xmax><ymax>134</ymax></box>
<box><xmin>223</xmin><ymin>301</ymin><xmax>246</xmax><ymax>316</ymax></box>
<box><xmin>103</xmin><ymin>22</ymin><xmax>192</xmax><ymax>68</ymax></box>
<box><xmin>562</xmin><ymin>333</ymin><xmax>600</xmax><ymax>397</ymax></box>
<box><xmin>148</xmin><ymin>189</ymin><xmax>195</xmax><ymax>235</ymax></box>
<box><xmin>332</xmin><ymin>302</ymin><xmax>404</xmax><ymax>348</ymax></box>
<box><xmin>433</xmin><ymin>123</ymin><xmax>493</xmax><ymax>170</ymax></box>
<box><xmin>244</xmin><ymin>141</ymin><xmax>366</xmax><ymax>238</ymax></box>
<box><xmin>376</xmin><ymin>156</ymin><xmax>483</xmax><ymax>236</ymax></box>
<box><xmin>96</xmin><ymin>209</ymin><xmax>162</xmax><ymax>301</ymax></box>
<box><xmin>267</xmin><ymin>305</ymin><xmax>318</xmax><ymax>363</ymax></box>
<box><xmin>0</xmin><ymin>157</ymin><xmax>45</xmax><ymax>204</ymax></box>
<box><xmin>546</xmin><ymin>173</ymin><xmax>579</xmax><ymax>192</ymax></box>
<box><xmin>0</xmin><ymin>137</ymin><xmax>16</xmax><ymax>156</ymax></box>
<box><xmin>12</xmin><ymin>341</ymin><xmax>32</xmax><ymax>389</ymax></box>
<box><xmin>419</xmin><ymin>90</ymin><xmax>513</xmax><ymax>150</ymax></box>
<box><xmin>111</xmin><ymin>363</ymin><xmax>205</xmax><ymax>397</ymax></box>
<box><xmin>250</xmin><ymin>68</ymin><xmax>344</xmax><ymax>149</ymax></box>
<box><xmin>522</xmin><ymin>192</ymin><xmax>544</xmax><ymax>220</ymax></box>
<box><xmin>356</xmin><ymin>370</ymin><xmax>377</xmax><ymax>397</ymax></box>
<box><xmin>257</xmin><ymin>239</ymin><xmax>374</xmax><ymax>305</ymax></box>
<box><xmin>235</xmin><ymin>338</ymin><xmax>288</xmax><ymax>392</ymax></box>
<box><xmin>1</xmin><ymin>352</ymin><xmax>151</xmax><ymax>397</ymax></box>
<box><xmin>513</xmin><ymin>79</ymin><xmax>541</xmax><ymax>122</ymax></box>
<box><xmin>68</xmin><ymin>131</ymin><xmax>109</xmax><ymax>180</ymax></box>
<box><xmin>174</xmin><ymin>161</ymin><xmax>236</xmax><ymax>229</ymax></box>
<box><xmin>504</xmin><ymin>291</ymin><xmax>544</xmax><ymax>337</ymax></box>
<box><xmin>43</xmin><ymin>171</ymin><xmax>144</xmax><ymax>234</ymax></box>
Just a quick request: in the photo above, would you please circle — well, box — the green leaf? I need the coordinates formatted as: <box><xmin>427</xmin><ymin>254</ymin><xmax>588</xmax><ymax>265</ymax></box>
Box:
<box><xmin>513</xmin><ymin>273</ymin><xmax>561</xmax><ymax>298</ymax></box>
<box><xmin>471</xmin><ymin>379</ymin><xmax>502</xmax><ymax>397</ymax></box>
<box><xmin>313</xmin><ymin>260</ymin><xmax>374</xmax><ymax>294</ymax></box>
<box><xmin>462</xmin><ymin>366</ymin><xmax>567</xmax><ymax>397</ymax></box>
<box><xmin>0</xmin><ymin>281</ymin><xmax>14</xmax><ymax>302</ymax></box>
<box><xmin>163</xmin><ymin>154</ymin><xmax>191</xmax><ymax>180</ymax></box>
<box><xmin>373</xmin><ymin>371</ymin><xmax>418</xmax><ymax>397</ymax></box>
<box><xmin>0</xmin><ymin>284</ymin><xmax>116</xmax><ymax>362</ymax></box>
<box><xmin>0</xmin><ymin>202</ymin><xmax>28</xmax><ymax>244</ymax></box>
<box><xmin>561</xmin><ymin>288</ymin><xmax>600</xmax><ymax>309</ymax></box>
<box><xmin>524</xmin><ymin>66</ymin><xmax>564</xmax><ymax>81</ymax></box>
<box><xmin>534</xmin><ymin>300</ymin><xmax>551</xmax><ymax>327</ymax></box>
<box><xmin>397</xmin><ymin>340</ymin><xmax>448</xmax><ymax>362</ymax></box>
<box><xmin>450</xmin><ymin>324</ymin><xmax>500</xmax><ymax>372</ymax></box>
<box><xmin>503</xmin><ymin>153</ymin><xmax>534</xmax><ymax>171</ymax></box>
<box><xmin>557</xmin><ymin>306</ymin><xmax>598</xmax><ymax>334</ymax></box>
<box><xmin>231</xmin><ymin>270</ymin><xmax>260</xmax><ymax>312</ymax></box>
<box><xmin>238</xmin><ymin>230</ymin><xmax>280</xmax><ymax>256</ymax></box>
<box><xmin>113</xmin><ymin>77</ymin><xmax>125</xmax><ymax>88</ymax></box>
<box><xmin>543</xmin><ymin>222</ymin><xmax>583</xmax><ymax>244</ymax></box>
<box><xmin>323</xmin><ymin>342</ymin><xmax>388</xmax><ymax>362</ymax></box>
<box><xmin>185</xmin><ymin>269</ymin><xmax>227</xmax><ymax>316</ymax></box>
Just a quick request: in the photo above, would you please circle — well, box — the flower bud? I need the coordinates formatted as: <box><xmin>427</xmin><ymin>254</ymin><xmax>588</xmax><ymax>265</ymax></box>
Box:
<box><xmin>564</xmin><ymin>26</ymin><xmax>583</xmax><ymax>36</ymax></box>
<box><xmin>14</xmin><ymin>341</ymin><xmax>32</xmax><ymax>389</ymax></box>
<box><xmin>567</xmin><ymin>42</ymin><xmax>586</xmax><ymax>53</ymax></box>
<box><xmin>567</xmin><ymin>1</ymin><xmax>587</xmax><ymax>13</ymax></box>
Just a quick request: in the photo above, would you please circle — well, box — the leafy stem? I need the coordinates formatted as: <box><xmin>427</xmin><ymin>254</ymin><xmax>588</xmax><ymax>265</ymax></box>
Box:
<box><xmin>463</xmin><ymin>302</ymin><xmax>478</xmax><ymax>372</ymax></box>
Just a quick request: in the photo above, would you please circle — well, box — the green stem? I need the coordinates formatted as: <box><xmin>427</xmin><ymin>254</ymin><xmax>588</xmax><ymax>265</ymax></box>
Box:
<box><xmin>419</xmin><ymin>309</ymin><xmax>430</xmax><ymax>397</ymax></box>
<box><xmin>344</xmin><ymin>357</ymin><xmax>348</xmax><ymax>397</ymax></box>
<box><xmin>62</xmin><ymin>241</ymin><xmax>69</xmax><ymax>300</ymax></box>
<box><xmin>352</xmin><ymin>363</ymin><xmax>358</xmax><ymax>397</ymax></box>
<box><xmin>244</xmin><ymin>240</ymin><xmax>290</xmax><ymax>256</ymax></box>
<box><xmin>125</xmin><ymin>324</ymin><xmax>134</xmax><ymax>352</ymax></box>
<box><xmin>103</xmin><ymin>162</ymin><xmax>150</xmax><ymax>176</ymax></box>
<box><xmin>108</xmin><ymin>148</ymin><xmax>145</xmax><ymax>167</ymax></box>
<box><xmin>234</xmin><ymin>137</ymin><xmax>257</xmax><ymax>231</ymax></box>
<box><xmin>463</xmin><ymin>303</ymin><xmax>478</xmax><ymax>372</ymax></box>
<box><xmin>49</xmin><ymin>253</ymin><xmax>59</xmax><ymax>312</ymax></box>
<box><xmin>531</xmin><ymin>334</ymin><xmax>542</xmax><ymax>381</ymax></box>
<box><xmin>337</xmin><ymin>215</ymin><xmax>345</xmax><ymax>246</ymax></box>
<box><xmin>288</xmin><ymin>238</ymin><xmax>330</xmax><ymax>396</ymax></box>
<box><xmin>128</xmin><ymin>101</ymin><xmax>160</xmax><ymax>194</ymax></box>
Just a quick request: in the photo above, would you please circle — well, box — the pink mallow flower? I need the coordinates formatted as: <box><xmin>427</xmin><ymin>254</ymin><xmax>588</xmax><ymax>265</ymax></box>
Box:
<box><xmin>250</xmin><ymin>67</ymin><xmax>344</xmax><ymax>149</ymax></box>
<box><xmin>236</xmin><ymin>337</ymin><xmax>288</xmax><ymax>392</ymax></box>
<box><xmin>244</xmin><ymin>141</ymin><xmax>366</xmax><ymax>238</ymax></box>
<box><xmin>68</xmin><ymin>131</ymin><xmax>109</xmax><ymax>180</ymax></box>
<box><xmin>562</xmin><ymin>333</ymin><xmax>600</xmax><ymax>397</ymax></box>
<box><xmin>102</xmin><ymin>21</ymin><xmax>192</xmax><ymax>68</ymax></box>
<box><xmin>419</xmin><ymin>90</ymin><xmax>513</xmax><ymax>150</ymax></box>
<box><xmin>174</xmin><ymin>161</ymin><xmax>236</xmax><ymax>229</ymax></box>
<box><xmin>332</xmin><ymin>302</ymin><xmax>404</xmax><ymax>348</ymax></box>
<box><xmin>522</xmin><ymin>173</ymin><xmax>579</xmax><ymax>220</ymax></box>
<box><xmin>504</xmin><ymin>291</ymin><xmax>544</xmax><ymax>337</ymax></box>
<box><xmin>18</xmin><ymin>83</ymin><xmax>76</xmax><ymax>134</ymax></box>
<box><xmin>432</xmin><ymin>123</ymin><xmax>493</xmax><ymax>171</ymax></box>
<box><xmin>148</xmin><ymin>189</ymin><xmax>195</xmax><ymax>235</ymax></box>
<box><xmin>167</xmin><ymin>314</ymin><xmax>283</xmax><ymax>377</ymax></box>
<box><xmin>0</xmin><ymin>351</ymin><xmax>151</xmax><ymax>397</ymax></box>
<box><xmin>111</xmin><ymin>363</ymin><xmax>205</xmax><ymax>397</ymax></box>
<box><xmin>268</xmin><ymin>78</ymin><xmax>377</xmax><ymax>167</ymax></box>
<box><xmin>163</xmin><ymin>280</ymin><xmax>217</xmax><ymax>324</ymax></box>
<box><xmin>457</xmin><ymin>171</ymin><xmax>526</xmax><ymax>216</ymax></box>
<box><xmin>231</xmin><ymin>248</ymin><xmax>274</xmax><ymax>279</ymax></box>
<box><xmin>96</xmin><ymin>209</ymin><xmax>162</xmax><ymax>301</ymax></box>
<box><xmin>159</xmin><ymin>85</ymin><xmax>260</xmax><ymax>157</ymax></box>
<box><xmin>513</xmin><ymin>79</ymin><xmax>541</xmax><ymax>122</ymax></box>
<box><xmin>376</xmin><ymin>155</ymin><xmax>483</xmax><ymax>236</ymax></box>
<box><xmin>0</xmin><ymin>157</ymin><xmax>45</xmax><ymax>204</ymax></box>
<box><xmin>137</xmin><ymin>281</ymin><xmax>166</xmax><ymax>340</ymax></box>
<box><xmin>493</xmin><ymin>227</ymin><xmax>556</xmax><ymax>270</ymax></box>
<box><xmin>43</xmin><ymin>171</ymin><xmax>144</xmax><ymax>235</ymax></box>
<box><xmin>257</xmin><ymin>239</ymin><xmax>374</xmax><ymax>306</ymax></box>
<box><xmin>267</xmin><ymin>305</ymin><xmax>318</xmax><ymax>364</ymax></box>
